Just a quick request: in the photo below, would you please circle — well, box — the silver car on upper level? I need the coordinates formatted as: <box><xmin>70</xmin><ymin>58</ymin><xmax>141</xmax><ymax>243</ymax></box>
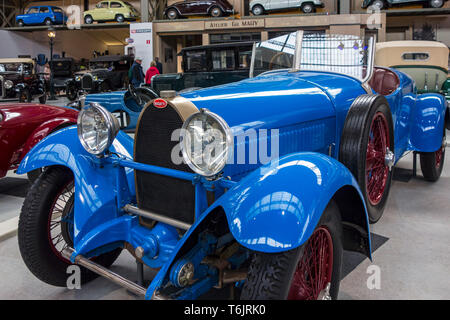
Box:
<box><xmin>249</xmin><ymin>0</ymin><xmax>324</xmax><ymax>15</ymax></box>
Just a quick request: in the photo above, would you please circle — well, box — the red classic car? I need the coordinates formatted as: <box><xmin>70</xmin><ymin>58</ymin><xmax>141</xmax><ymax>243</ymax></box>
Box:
<box><xmin>164</xmin><ymin>0</ymin><xmax>234</xmax><ymax>19</ymax></box>
<box><xmin>0</xmin><ymin>103</ymin><xmax>78</xmax><ymax>181</ymax></box>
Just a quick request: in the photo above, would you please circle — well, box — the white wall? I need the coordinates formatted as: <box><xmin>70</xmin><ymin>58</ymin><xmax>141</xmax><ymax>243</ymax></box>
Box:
<box><xmin>0</xmin><ymin>30</ymin><xmax>48</xmax><ymax>58</ymax></box>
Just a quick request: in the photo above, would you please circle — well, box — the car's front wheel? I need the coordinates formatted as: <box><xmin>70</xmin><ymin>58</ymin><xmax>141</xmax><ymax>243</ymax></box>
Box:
<box><xmin>18</xmin><ymin>166</ymin><xmax>122</xmax><ymax>286</ymax></box>
<box><xmin>420</xmin><ymin>133</ymin><xmax>446</xmax><ymax>182</ymax></box>
<box><xmin>44</xmin><ymin>18</ymin><xmax>52</xmax><ymax>26</ymax></box>
<box><xmin>340</xmin><ymin>95</ymin><xmax>394</xmax><ymax>223</ymax></box>
<box><xmin>17</xmin><ymin>19</ymin><xmax>24</xmax><ymax>27</ymax></box>
<box><xmin>66</xmin><ymin>83</ymin><xmax>78</xmax><ymax>101</ymax></box>
<box><xmin>19</xmin><ymin>88</ymin><xmax>32</xmax><ymax>103</ymax></box>
<box><xmin>166</xmin><ymin>8</ymin><xmax>179</xmax><ymax>20</ymax></box>
<box><xmin>241</xmin><ymin>201</ymin><xmax>343</xmax><ymax>300</ymax></box>
<box><xmin>210</xmin><ymin>6</ymin><xmax>223</xmax><ymax>17</ymax></box>
<box><xmin>370</xmin><ymin>0</ymin><xmax>385</xmax><ymax>9</ymax></box>
<box><xmin>252</xmin><ymin>4</ymin><xmax>264</xmax><ymax>16</ymax></box>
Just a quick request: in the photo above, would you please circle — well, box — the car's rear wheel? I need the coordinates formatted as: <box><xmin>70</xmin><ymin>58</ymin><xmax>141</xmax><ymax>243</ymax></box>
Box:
<box><xmin>210</xmin><ymin>6</ymin><xmax>223</xmax><ymax>17</ymax></box>
<box><xmin>18</xmin><ymin>166</ymin><xmax>122</xmax><ymax>287</ymax></box>
<box><xmin>340</xmin><ymin>94</ymin><xmax>394</xmax><ymax>223</ymax></box>
<box><xmin>115</xmin><ymin>14</ymin><xmax>125</xmax><ymax>23</ymax></box>
<box><xmin>19</xmin><ymin>88</ymin><xmax>32</xmax><ymax>103</ymax></box>
<box><xmin>166</xmin><ymin>8</ymin><xmax>179</xmax><ymax>20</ymax></box>
<box><xmin>240</xmin><ymin>201</ymin><xmax>343</xmax><ymax>300</ymax></box>
<box><xmin>429</xmin><ymin>0</ymin><xmax>444</xmax><ymax>7</ymax></box>
<box><xmin>301</xmin><ymin>3</ymin><xmax>314</xmax><ymax>13</ymax></box>
<box><xmin>420</xmin><ymin>133</ymin><xmax>446</xmax><ymax>182</ymax></box>
<box><xmin>84</xmin><ymin>15</ymin><xmax>93</xmax><ymax>24</ymax></box>
<box><xmin>17</xmin><ymin>19</ymin><xmax>24</xmax><ymax>27</ymax></box>
<box><xmin>371</xmin><ymin>0</ymin><xmax>385</xmax><ymax>9</ymax></box>
<box><xmin>252</xmin><ymin>4</ymin><xmax>264</xmax><ymax>16</ymax></box>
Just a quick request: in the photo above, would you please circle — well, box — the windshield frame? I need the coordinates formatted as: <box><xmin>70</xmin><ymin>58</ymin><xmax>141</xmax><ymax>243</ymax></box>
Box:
<box><xmin>250</xmin><ymin>30</ymin><xmax>375</xmax><ymax>84</ymax></box>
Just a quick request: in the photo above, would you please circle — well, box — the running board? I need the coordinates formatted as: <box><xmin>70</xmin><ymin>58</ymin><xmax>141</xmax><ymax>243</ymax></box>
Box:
<box><xmin>61</xmin><ymin>247</ymin><xmax>147</xmax><ymax>297</ymax></box>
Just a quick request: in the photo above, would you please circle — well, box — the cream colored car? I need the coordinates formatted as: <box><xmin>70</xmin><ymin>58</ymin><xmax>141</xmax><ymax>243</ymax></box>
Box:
<box><xmin>84</xmin><ymin>1</ymin><xmax>140</xmax><ymax>24</ymax></box>
<box><xmin>375</xmin><ymin>40</ymin><xmax>449</xmax><ymax>95</ymax></box>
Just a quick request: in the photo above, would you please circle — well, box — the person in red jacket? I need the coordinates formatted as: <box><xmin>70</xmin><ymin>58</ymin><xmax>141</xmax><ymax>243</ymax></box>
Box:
<box><xmin>145</xmin><ymin>61</ymin><xmax>160</xmax><ymax>85</ymax></box>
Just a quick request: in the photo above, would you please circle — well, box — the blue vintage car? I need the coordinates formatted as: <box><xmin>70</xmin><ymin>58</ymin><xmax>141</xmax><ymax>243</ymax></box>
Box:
<box><xmin>71</xmin><ymin>86</ymin><xmax>158</xmax><ymax>131</ymax></box>
<box><xmin>17</xmin><ymin>32</ymin><xmax>448</xmax><ymax>300</ymax></box>
<box><xmin>16</xmin><ymin>6</ymin><xmax>67</xmax><ymax>27</ymax></box>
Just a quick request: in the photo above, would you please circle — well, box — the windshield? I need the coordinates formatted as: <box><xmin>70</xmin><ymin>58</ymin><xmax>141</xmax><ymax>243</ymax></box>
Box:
<box><xmin>0</xmin><ymin>63</ymin><xmax>32</xmax><ymax>73</ymax></box>
<box><xmin>250</xmin><ymin>31</ymin><xmax>375</xmax><ymax>82</ymax></box>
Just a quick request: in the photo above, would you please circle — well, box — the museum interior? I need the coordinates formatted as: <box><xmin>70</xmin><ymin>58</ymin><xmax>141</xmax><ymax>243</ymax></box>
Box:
<box><xmin>0</xmin><ymin>0</ymin><xmax>449</xmax><ymax>301</ymax></box>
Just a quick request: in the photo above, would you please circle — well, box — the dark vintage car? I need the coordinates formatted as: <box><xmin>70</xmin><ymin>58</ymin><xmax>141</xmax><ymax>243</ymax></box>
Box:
<box><xmin>0</xmin><ymin>58</ymin><xmax>46</xmax><ymax>103</ymax></box>
<box><xmin>151</xmin><ymin>41</ymin><xmax>257</xmax><ymax>94</ymax></box>
<box><xmin>66</xmin><ymin>55</ymin><xmax>133</xmax><ymax>101</ymax></box>
<box><xmin>49</xmin><ymin>57</ymin><xmax>76</xmax><ymax>93</ymax></box>
<box><xmin>164</xmin><ymin>0</ymin><xmax>234</xmax><ymax>19</ymax></box>
<box><xmin>0</xmin><ymin>103</ymin><xmax>78</xmax><ymax>181</ymax></box>
<box><xmin>362</xmin><ymin>0</ymin><xmax>448</xmax><ymax>9</ymax></box>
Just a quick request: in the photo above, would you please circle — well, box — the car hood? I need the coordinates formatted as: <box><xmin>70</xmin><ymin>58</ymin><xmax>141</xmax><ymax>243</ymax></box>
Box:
<box><xmin>180</xmin><ymin>70</ymin><xmax>342</xmax><ymax>131</ymax></box>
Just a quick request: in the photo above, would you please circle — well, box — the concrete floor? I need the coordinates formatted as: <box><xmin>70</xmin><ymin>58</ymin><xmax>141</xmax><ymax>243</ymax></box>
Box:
<box><xmin>0</xmin><ymin>100</ymin><xmax>449</xmax><ymax>299</ymax></box>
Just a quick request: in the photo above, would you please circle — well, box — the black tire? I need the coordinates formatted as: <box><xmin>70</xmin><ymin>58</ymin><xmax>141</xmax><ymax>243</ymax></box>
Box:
<box><xmin>84</xmin><ymin>15</ymin><xmax>93</xmax><ymax>24</ymax></box>
<box><xmin>429</xmin><ymin>0</ymin><xmax>444</xmax><ymax>7</ymax></box>
<box><xmin>301</xmin><ymin>3</ymin><xmax>314</xmax><ymax>13</ymax></box>
<box><xmin>339</xmin><ymin>94</ymin><xmax>394</xmax><ymax>223</ymax></box>
<box><xmin>19</xmin><ymin>88</ymin><xmax>32</xmax><ymax>103</ymax></box>
<box><xmin>39</xmin><ymin>93</ymin><xmax>47</xmax><ymax>104</ymax></box>
<box><xmin>27</xmin><ymin>169</ymin><xmax>43</xmax><ymax>183</ymax></box>
<box><xmin>370</xmin><ymin>0</ymin><xmax>385</xmax><ymax>9</ymax></box>
<box><xmin>44</xmin><ymin>18</ymin><xmax>52</xmax><ymax>26</ymax></box>
<box><xmin>166</xmin><ymin>8</ymin><xmax>179</xmax><ymax>20</ymax></box>
<box><xmin>17</xmin><ymin>19</ymin><xmax>24</xmax><ymax>27</ymax></box>
<box><xmin>18</xmin><ymin>166</ymin><xmax>122</xmax><ymax>287</ymax></box>
<box><xmin>115</xmin><ymin>14</ymin><xmax>125</xmax><ymax>23</ymax></box>
<box><xmin>241</xmin><ymin>201</ymin><xmax>343</xmax><ymax>300</ymax></box>
<box><xmin>66</xmin><ymin>83</ymin><xmax>78</xmax><ymax>101</ymax></box>
<box><xmin>420</xmin><ymin>132</ymin><xmax>446</xmax><ymax>182</ymax></box>
<box><xmin>209</xmin><ymin>6</ymin><xmax>223</xmax><ymax>17</ymax></box>
<box><xmin>252</xmin><ymin>4</ymin><xmax>264</xmax><ymax>16</ymax></box>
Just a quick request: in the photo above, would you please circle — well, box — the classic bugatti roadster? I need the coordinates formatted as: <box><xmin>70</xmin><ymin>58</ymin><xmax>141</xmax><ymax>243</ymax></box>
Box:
<box><xmin>17</xmin><ymin>32</ymin><xmax>448</xmax><ymax>300</ymax></box>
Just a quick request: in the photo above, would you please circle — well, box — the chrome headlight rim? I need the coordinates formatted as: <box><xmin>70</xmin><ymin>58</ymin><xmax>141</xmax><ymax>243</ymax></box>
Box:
<box><xmin>4</xmin><ymin>80</ymin><xmax>13</xmax><ymax>90</ymax></box>
<box><xmin>180</xmin><ymin>108</ymin><xmax>233</xmax><ymax>178</ymax></box>
<box><xmin>77</xmin><ymin>102</ymin><xmax>120</xmax><ymax>155</ymax></box>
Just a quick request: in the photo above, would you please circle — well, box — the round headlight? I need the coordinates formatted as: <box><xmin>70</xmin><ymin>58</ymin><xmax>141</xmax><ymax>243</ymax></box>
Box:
<box><xmin>77</xmin><ymin>102</ymin><xmax>120</xmax><ymax>155</ymax></box>
<box><xmin>180</xmin><ymin>109</ymin><xmax>233</xmax><ymax>177</ymax></box>
<box><xmin>4</xmin><ymin>80</ymin><xmax>13</xmax><ymax>89</ymax></box>
<box><xmin>75</xmin><ymin>76</ymin><xmax>81</xmax><ymax>81</ymax></box>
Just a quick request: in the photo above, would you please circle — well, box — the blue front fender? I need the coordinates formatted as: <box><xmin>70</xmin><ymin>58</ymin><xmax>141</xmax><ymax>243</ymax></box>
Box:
<box><xmin>410</xmin><ymin>93</ymin><xmax>446</xmax><ymax>152</ymax></box>
<box><xmin>215</xmin><ymin>152</ymin><xmax>371</xmax><ymax>253</ymax></box>
<box><xmin>17</xmin><ymin>126</ymin><xmax>136</xmax><ymax>243</ymax></box>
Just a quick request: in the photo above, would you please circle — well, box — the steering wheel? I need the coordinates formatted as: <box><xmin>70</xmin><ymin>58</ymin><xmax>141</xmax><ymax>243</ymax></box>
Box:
<box><xmin>268</xmin><ymin>52</ymin><xmax>291</xmax><ymax>71</ymax></box>
<box><xmin>128</xmin><ymin>83</ymin><xmax>142</xmax><ymax>105</ymax></box>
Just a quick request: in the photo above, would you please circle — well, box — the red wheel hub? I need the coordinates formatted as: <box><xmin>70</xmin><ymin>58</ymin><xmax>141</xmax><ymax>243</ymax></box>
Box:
<box><xmin>366</xmin><ymin>112</ymin><xmax>390</xmax><ymax>206</ymax></box>
<box><xmin>288</xmin><ymin>227</ymin><xmax>333</xmax><ymax>300</ymax></box>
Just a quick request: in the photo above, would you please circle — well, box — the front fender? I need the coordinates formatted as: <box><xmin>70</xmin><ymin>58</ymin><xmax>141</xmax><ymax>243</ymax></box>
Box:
<box><xmin>216</xmin><ymin>152</ymin><xmax>370</xmax><ymax>253</ymax></box>
<box><xmin>17</xmin><ymin>126</ymin><xmax>135</xmax><ymax>242</ymax></box>
<box><xmin>410</xmin><ymin>93</ymin><xmax>446</xmax><ymax>152</ymax></box>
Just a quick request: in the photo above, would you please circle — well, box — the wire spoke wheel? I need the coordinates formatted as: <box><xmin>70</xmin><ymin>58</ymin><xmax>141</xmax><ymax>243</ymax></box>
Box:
<box><xmin>366</xmin><ymin>112</ymin><xmax>390</xmax><ymax>206</ymax></box>
<box><xmin>47</xmin><ymin>181</ymin><xmax>75</xmax><ymax>263</ymax></box>
<box><xmin>288</xmin><ymin>227</ymin><xmax>333</xmax><ymax>300</ymax></box>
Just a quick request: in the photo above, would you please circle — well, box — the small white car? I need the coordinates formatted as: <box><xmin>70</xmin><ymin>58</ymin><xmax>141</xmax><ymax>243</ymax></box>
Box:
<box><xmin>249</xmin><ymin>0</ymin><xmax>324</xmax><ymax>15</ymax></box>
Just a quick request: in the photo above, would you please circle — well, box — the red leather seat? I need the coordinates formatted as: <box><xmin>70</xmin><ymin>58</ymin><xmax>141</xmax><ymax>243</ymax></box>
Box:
<box><xmin>368</xmin><ymin>67</ymin><xmax>400</xmax><ymax>96</ymax></box>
